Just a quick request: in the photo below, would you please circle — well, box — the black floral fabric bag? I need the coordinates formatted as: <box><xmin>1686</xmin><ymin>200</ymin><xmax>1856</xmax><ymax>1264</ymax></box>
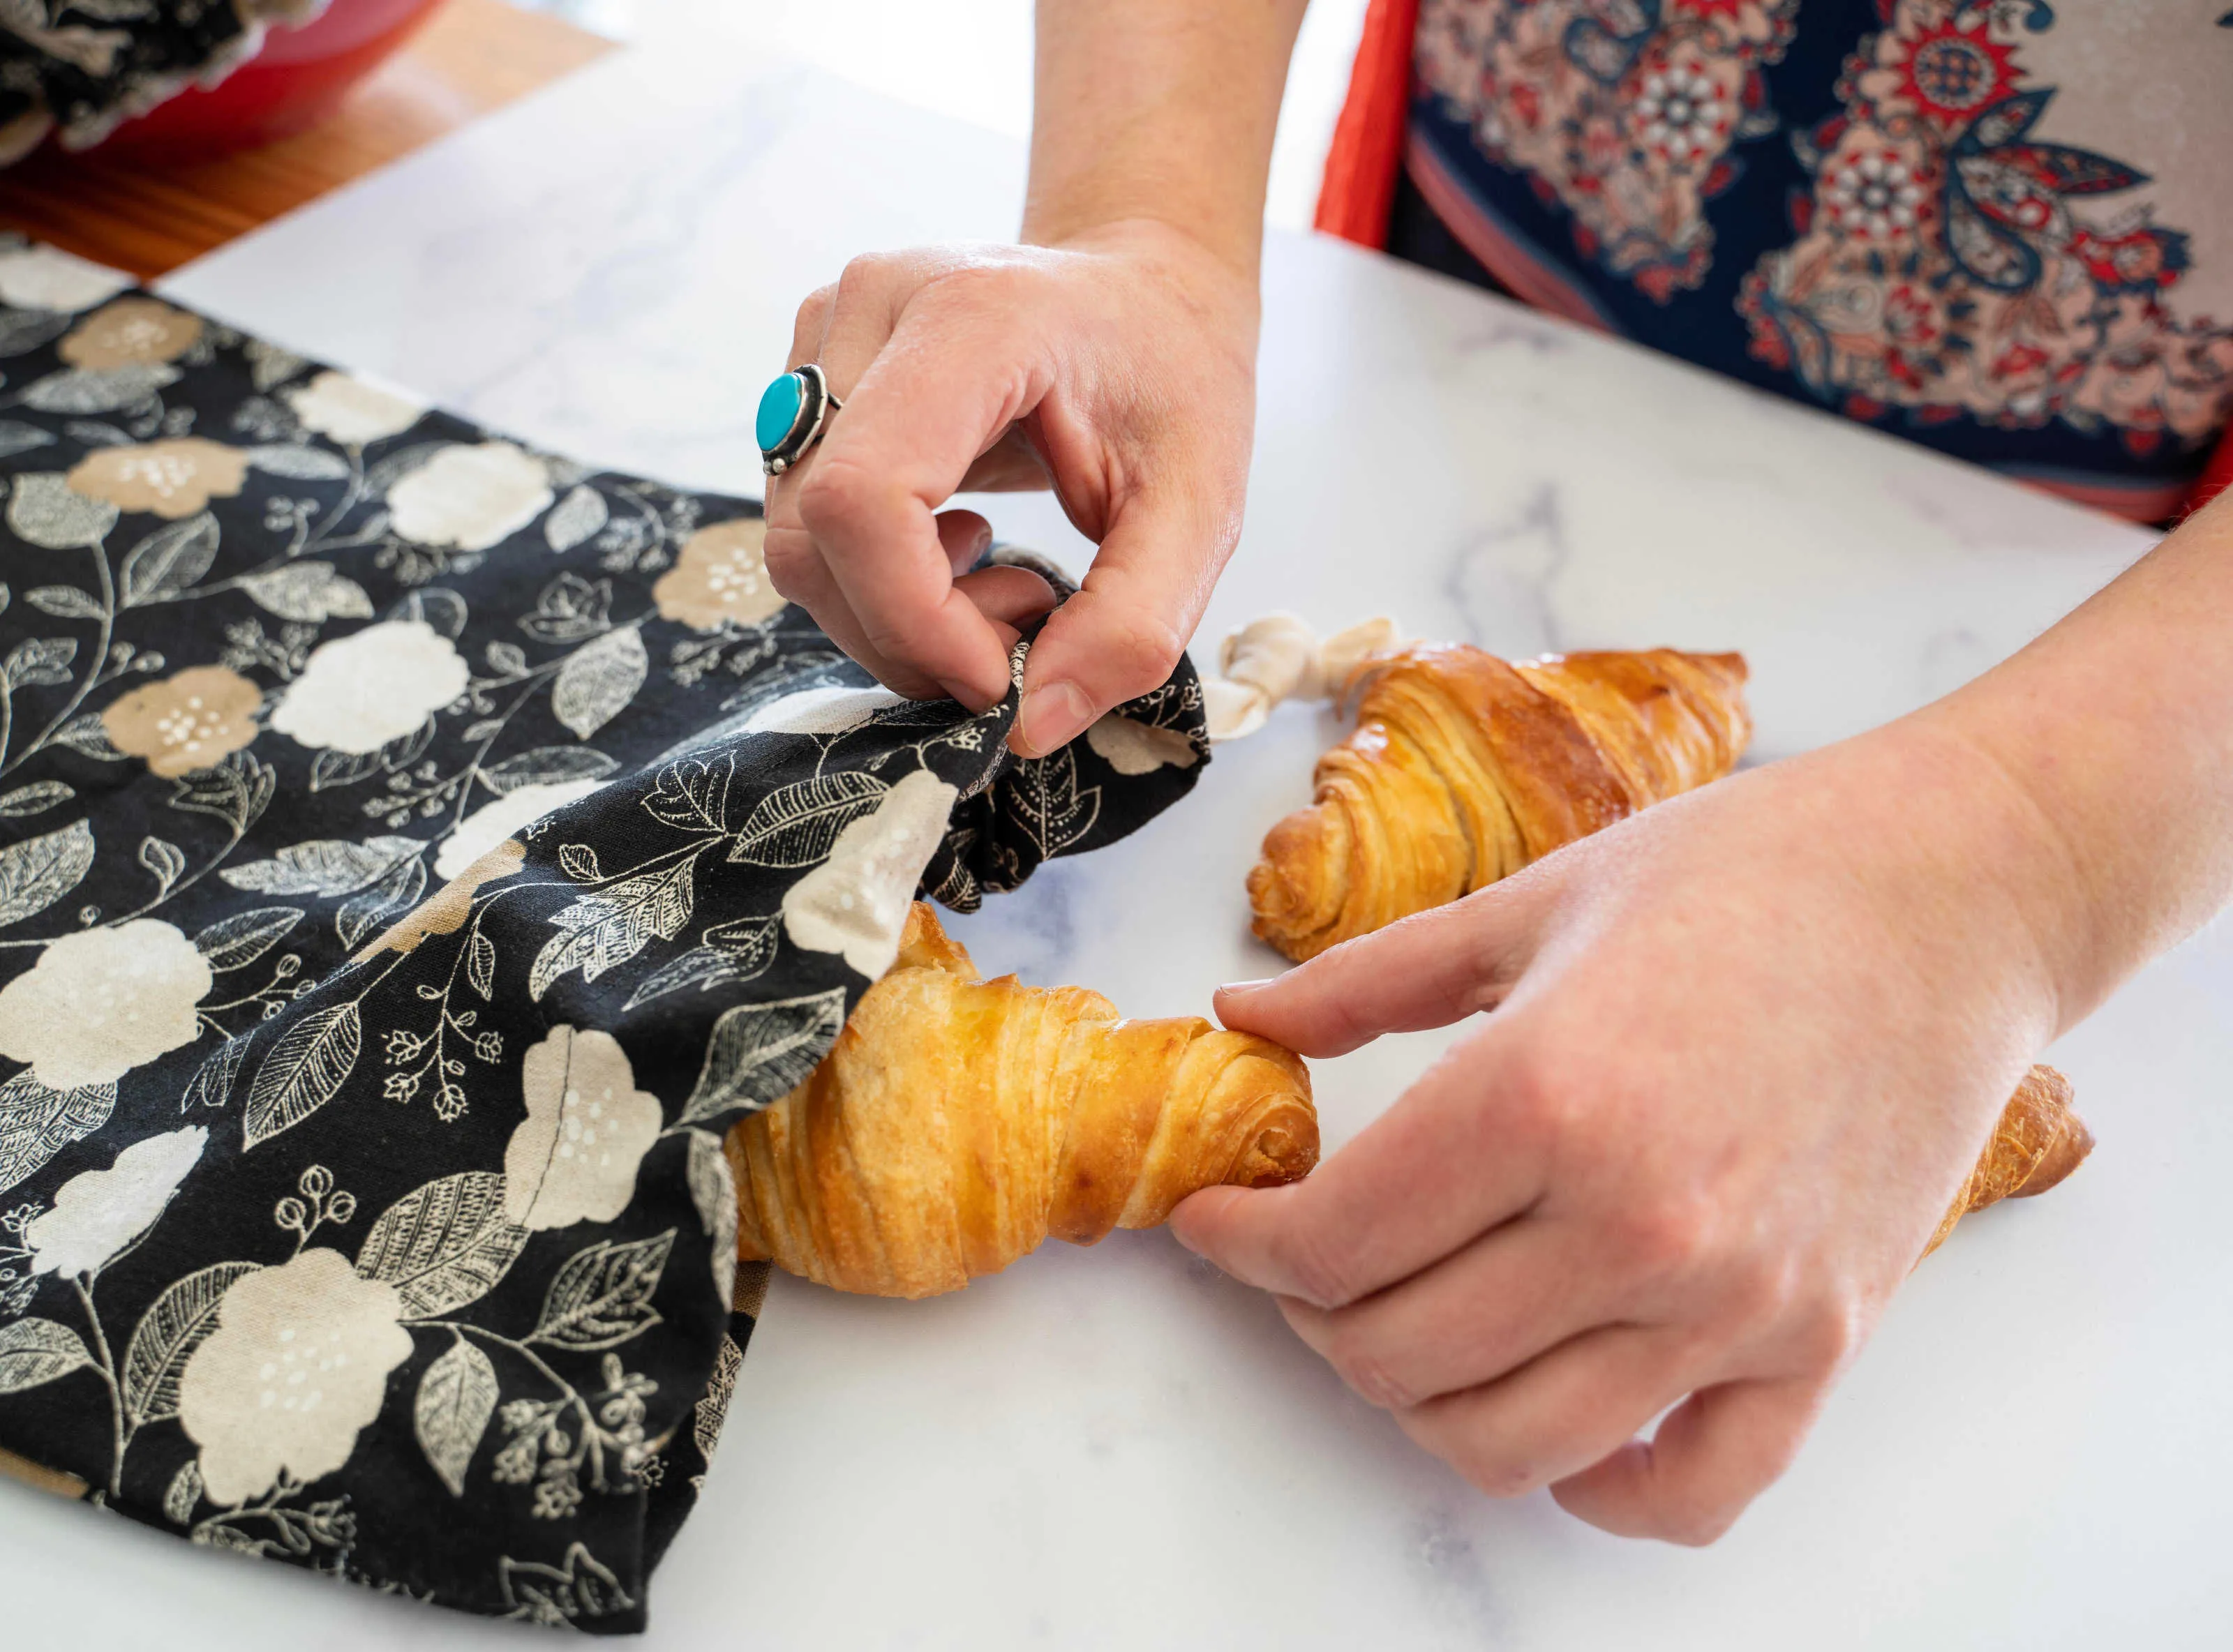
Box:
<box><xmin>0</xmin><ymin>239</ymin><xmax>1209</xmax><ymax>1630</ymax></box>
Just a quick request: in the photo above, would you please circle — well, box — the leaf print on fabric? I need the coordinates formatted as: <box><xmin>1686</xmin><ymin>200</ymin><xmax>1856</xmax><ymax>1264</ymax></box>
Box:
<box><xmin>677</xmin><ymin>986</ymin><xmax>847</xmax><ymax>1126</ymax></box>
<box><xmin>7</xmin><ymin>471</ymin><xmax>116</xmax><ymax>548</ymax></box>
<box><xmin>520</xmin><ymin>572</ymin><xmax>612</xmax><ymax>644</ymax></box>
<box><xmin>685</xmin><ymin>1130</ymin><xmax>738</xmax><ymax>1307</ymax></box>
<box><xmin>528</xmin><ymin>855</ymin><xmax>698</xmax><ymax>1000</ymax></box>
<box><xmin>354</xmin><ymin>1171</ymin><xmax>532</xmax><ymax>1320</ymax></box>
<box><xmin>21</xmin><ymin>363</ymin><xmax>181</xmax><ymax>414</ymax></box>
<box><xmin>3</xmin><ymin>633</ymin><xmax>77</xmax><ymax>689</ymax></box>
<box><xmin>0</xmin><ymin>308</ymin><xmax>73</xmax><ymax>360</ymax></box>
<box><xmin>177</xmin><ymin>1247</ymin><xmax>413</xmax><ymax>1505</ymax></box>
<box><xmin>24</xmin><ymin>584</ymin><xmax>103</xmax><ymax>620</ymax></box>
<box><xmin>244</xmin><ymin>444</ymin><xmax>351</xmax><ymax>481</ymax></box>
<box><xmin>282</xmin><ymin>369</ymin><xmax>424</xmax><ymax>446</ymax></box>
<box><xmin>236</xmin><ymin>560</ymin><xmax>375</xmax><ymax>623</ymax></box>
<box><xmin>191</xmin><ymin>906</ymin><xmax>302</xmax><ymax>971</ymax></box>
<box><xmin>180</xmin><ymin>1035</ymin><xmax>250</xmax><ymax>1112</ymax></box>
<box><xmin>163</xmin><ymin>1458</ymin><xmax>202</xmax><ymax>1524</ymax></box>
<box><xmin>415</xmin><ymin>1332</ymin><xmax>500</xmax><ymax>1497</ymax></box>
<box><xmin>241</xmin><ymin>1000</ymin><xmax>361</xmax><ymax>1149</ymax></box>
<box><xmin>22</xmin><ymin>1125</ymin><xmax>205</xmax><ymax>1279</ymax></box>
<box><xmin>269</xmin><ymin>618</ymin><xmax>470</xmax><ymax>756</ymax></box>
<box><xmin>543</xmin><ymin>483</ymin><xmax>608</xmax><ymax>553</ymax></box>
<box><xmin>356</xmin><ymin>841</ymin><xmax>523</xmax><ymax>961</ymax></box>
<box><xmin>0</xmin><ymin>1072</ymin><xmax>116</xmax><ymax>1196</ymax></box>
<box><xmin>121</xmin><ymin>1259</ymin><xmax>261</xmax><ymax>1427</ymax></box>
<box><xmin>64</xmin><ymin>437</ymin><xmax>245</xmax><ymax>518</ymax></box>
<box><xmin>0</xmin><ymin>919</ymin><xmax>209</xmax><ymax>1088</ymax></box>
<box><xmin>503</xmin><ymin>1028</ymin><xmax>661</xmax><ymax>1232</ymax></box>
<box><xmin>0</xmin><ymin>420</ymin><xmax>56</xmax><ymax>458</ymax></box>
<box><xmin>0</xmin><ymin>1316</ymin><xmax>89</xmax><ymax>1394</ymax></box>
<box><xmin>1006</xmin><ymin>745</ymin><xmax>1102</xmax><ymax>858</ymax></box>
<box><xmin>551</xmin><ymin>624</ymin><xmax>647</xmax><ymax>740</ymax></box>
<box><xmin>334</xmin><ymin>852</ymin><xmax>426</xmax><ymax>951</ymax></box>
<box><xmin>0</xmin><ymin>816</ymin><xmax>94</xmax><ymax>928</ymax></box>
<box><xmin>220</xmin><ymin>832</ymin><xmax>423</xmax><ymax>897</ymax></box>
<box><xmin>530</xmin><ymin>1229</ymin><xmax>675</xmax><ymax>1351</ymax></box>
<box><xmin>116</xmin><ymin>511</ymin><xmax>218</xmax><ymax>606</ymax></box>
<box><xmin>477</xmin><ymin>744</ymin><xmax>619</xmax><ymax>795</ymax></box>
<box><xmin>498</xmin><ymin>1541</ymin><xmax>635</xmax><ymax>1628</ymax></box>
<box><xmin>729</xmin><ymin>770</ymin><xmax>889</xmax><ymax>868</ymax></box>
<box><xmin>0</xmin><ymin>779</ymin><xmax>73</xmax><ymax>817</ymax></box>
<box><xmin>780</xmin><ymin>767</ymin><xmax>957</xmax><ymax>977</ymax></box>
<box><xmin>619</xmin><ymin>914</ymin><xmax>778</xmax><ymax>1014</ymax></box>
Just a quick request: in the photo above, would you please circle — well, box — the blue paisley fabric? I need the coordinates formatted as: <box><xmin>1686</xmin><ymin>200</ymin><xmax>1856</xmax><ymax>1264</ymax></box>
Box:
<box><xmin>1401</xmin><ymin>0</ymin><xmax>2233</xmax><ymax>519</ymax></box>
<box><xmin>0</xmin><ymin>240</ymin><xmax>1208</xmax><ymax>1630</ymax></box>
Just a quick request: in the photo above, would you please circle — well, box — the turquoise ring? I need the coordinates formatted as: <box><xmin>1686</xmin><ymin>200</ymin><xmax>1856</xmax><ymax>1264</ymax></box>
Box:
<box><xmin>756</xmin><ymin>363</ymin><xmax>842</xmax><ymax>476</ymax></box>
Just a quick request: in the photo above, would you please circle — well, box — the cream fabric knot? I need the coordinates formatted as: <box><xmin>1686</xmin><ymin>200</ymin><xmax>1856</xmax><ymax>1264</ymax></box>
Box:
<box><xmin>1201</xmin><ymin>613</ymin><xmax>1405</xmax><ymax>742</ymax></box>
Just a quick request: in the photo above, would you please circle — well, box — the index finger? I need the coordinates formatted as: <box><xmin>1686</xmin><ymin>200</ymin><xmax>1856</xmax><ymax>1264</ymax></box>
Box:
<box><xmin>794</xmin><ymin>291</ymin><xmax>1052</xmax><ymax>709</ymax></box>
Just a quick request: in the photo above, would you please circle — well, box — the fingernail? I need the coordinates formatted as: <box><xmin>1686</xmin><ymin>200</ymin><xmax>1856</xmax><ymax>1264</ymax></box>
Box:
<box><xmin>1015</xmin><ymin>680</ymin><xmax>1091</xmax><ymax>756</ymax></box>
<box><xmin>1216</xmin><ymin>979</ymin><xmax>1277</xmax><ymax>996</ymax></box>
<box><xmin>968</xmin><ymin>520</ymin><xmax>994</xmax><ymax>563</ymax></box>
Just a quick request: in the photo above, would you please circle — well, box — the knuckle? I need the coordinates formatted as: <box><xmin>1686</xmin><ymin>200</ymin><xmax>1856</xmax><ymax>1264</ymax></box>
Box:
<box><xmin>1785</xmin><ymin>1295</ymin><xmax>1867</xmax><ymax>1376</ymax></box>
<box><xmin>759</xmin><ymin>526</ymin><xmax>817</xmax><ymax>599</ymax></box>
<box><xmin>1274</xmin><ymin>1222</ymin><xmax>1363</xmax><ymax>1310</ymax></box>
<box><xmin>793</xmin><ymin>453</ymin><xmax>881</xmax><ymax>539</ymax></box>
<box><xmin>791</xmin><ymin>283</ymin><xmax>835</xmax><ymax>336</ymax></box>
<box><xmin>835</xmin><ymin>251</ymin><xmax>897</xmax><ymax>301</ymax></box>
<box><xmin>1320</xmin><ymin>1320</ymin><xmax>1417</xmax><ymax>1412</ymax></box>
<box><xmin>1608</xmin><ymin>1196</ymin><xmax>1717</xmax><ymax>1282</ymax></box>
<box><xmin>1088</xmin><ymin>608</ymin><xmax>1187</xmax><ymax>700</ymax></box>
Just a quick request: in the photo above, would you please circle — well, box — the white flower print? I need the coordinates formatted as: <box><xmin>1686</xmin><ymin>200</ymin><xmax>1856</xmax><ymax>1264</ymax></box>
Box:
<box><xmin>0</xmin><ymin>920</ymin><xmax>212</xmax><ymax>1090</ymax></box>
<box><xmin>1822</xmin><ymin>148</ymin><xmax>1927</xmax><ymax>241</ymax></box>
<box><xmin>387</xmin><ymin>441</ymin><xmax>555</xmax><ymax>552</ymax></box>
<box><xmin>503</xmin><ymin>1027</ymin><xmax>662</xmax><ymax>1231</ymax></box>
<box><xmin>1633</xmin><ymin>63</ymin><xmax>1731</xmax><ymax>166</ymax></box>
<box><xmin>269</xmin><ymin>618</ymin><xmax>471</xmax><ymax>755</ymax></box>
<box><xmin>177</xmin><ymin>1247</ymin><xmax>414</xmax><ymax>1506</ymax></box>
<box><xmin>436</xmin><ymin>779</ymin><xmax>606</xmax><ymax>880</ymax></box>
<box><xmin>744</xmin><ymin>682</ymin><xmax>905</xmax><ymax>737</ymax></box>
<box><xmin>281</xmin><ymin>369</ymin><xmax>425</xmax><ymax>446</ymax></box>
<box><xmin>24</xmin><ymin>1127</ymin><xmax>207</xmax><ymax>1279</ymax></box>
<box><xmin>0</xmin><ymin>243</ymin><xmax>130</xmax><ymax>313</ymax></box>
<box><xmin>781</xmin><ymin>767</ymin><xmax>959</xmax><ymax>978</ymax></box>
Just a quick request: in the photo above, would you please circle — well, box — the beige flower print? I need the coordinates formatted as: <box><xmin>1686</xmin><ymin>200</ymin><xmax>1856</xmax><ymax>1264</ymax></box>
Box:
<box><xmin>386</xmin><ymin>440</ymin><xmax>554</xmax><ymax>551</ymax></box>
<box><xmin>23</xmin><ymin>1126</ymin><xmax>207</xmax><ymax>1279</ymax></box>
<box><xmin>268</xmin><ymin>617</ymin><xmax>471</xmax><ymax>754</ymax></box>
<box><xmin>781</xmin><ymin>767</ymin><xmax>959</xmax><ymax>978</ymax></box>
<box><xmin>0</xmin><ymin>919</ymin><xmax>212</xmax><ymax>1090</ymax></box>
<box><xmin>652</xmin><ymin>518</ymin><xmax>785</xmax><ymax>631</ymax></box>
<box><xmin>65</xmin><ymin>438</ymin><xmax>248</xmax><ymax>520</ymax></box>
<box><xmin>177</xmin><ymin>1248</ymin><xmax>415</xmax><ymax>1505</ymax></box>
<box><xmin>281</xmin><ymin>369</ymin><xmax>424</xmax><ymax>446</ymax></box>
<box><xmin>100</xmin><ymin>664</ymin><xmax>261</xmax><ymax>777</ymax></box>
<box><xmin>1084</xmin><ymin>714</ymin><xmax>1200</xmax><ymax>776</ymax></box>
<box><xmin>356</xmin><ymin>839</ymin><xmax>525</xmax><ymax>960</ymax></box>
<box><xmin>503</xmin><ymin>1027</ymin><xmax>662</xmax><ymax>1231</ymax></box>
<box><xmin>57</xmin><ymin>298</ymin><xmax>203</xmax><ymax>370</ymax></box>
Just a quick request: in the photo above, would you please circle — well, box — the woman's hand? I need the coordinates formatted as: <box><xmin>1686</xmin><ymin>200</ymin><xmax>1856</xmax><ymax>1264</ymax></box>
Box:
<box><xmin>763</xmin><ymin>218</ymin><xmax>1258</xmax><ymax>754</ymax></box>
<box><xmin>1172</xmin><ymin>716</ymin><xmax>2079</xmax><ymax>1543</ymax></box>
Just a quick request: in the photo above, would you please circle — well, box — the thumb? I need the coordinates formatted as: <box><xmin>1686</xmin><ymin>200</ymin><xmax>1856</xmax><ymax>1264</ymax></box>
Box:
<box><xmin>1215</xmin><ymin>873</ymin><xmax>1555</xmax><ymax>1058</ymax></box>
<box><xmin>1011</xmin><ymin>483</ymin><xmax>1237</xmax><ymax>757</ymax></box>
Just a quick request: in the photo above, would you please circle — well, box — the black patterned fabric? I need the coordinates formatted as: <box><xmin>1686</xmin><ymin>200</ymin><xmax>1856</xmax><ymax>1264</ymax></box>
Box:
<box><xmin>0</xmin><ymin>240</ymin><xmax>1209</xmax><ymax>1629</ymax></box>
<box><xmin>0</xmin><ymin>1</ymin><xmax>327</xmax><ymax>161</ymax></box>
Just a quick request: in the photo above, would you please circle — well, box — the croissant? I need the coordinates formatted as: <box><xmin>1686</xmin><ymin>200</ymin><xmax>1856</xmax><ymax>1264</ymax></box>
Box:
<box><xmin>724</xmin><ymin>904</ymin><xmax>1317</xmax><ymax>1298</ymax></box>
<box><xmin>1248</xmin><ymin>643</ymin><xmax>1753</xmax><ymax>961</ymax></box>
<box><xmin>1925</xmin><ymin>1063</ymin><xmax>2093</xmax><ymax>1259</ymax></box>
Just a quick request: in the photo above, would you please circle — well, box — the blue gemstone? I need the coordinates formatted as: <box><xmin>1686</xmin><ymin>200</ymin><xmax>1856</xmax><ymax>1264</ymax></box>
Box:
<box><xmin>756</xmin><ymin>371</ymin><xmax>805</xmax><ymax>453</ymax></box>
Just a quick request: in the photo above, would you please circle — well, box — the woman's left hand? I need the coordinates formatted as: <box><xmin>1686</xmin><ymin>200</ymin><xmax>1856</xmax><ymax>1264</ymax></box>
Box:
<box><xmin>1171</xmin><ymin>714</ymin><xmax>2077</xmax><ymax>1542</ymax></box>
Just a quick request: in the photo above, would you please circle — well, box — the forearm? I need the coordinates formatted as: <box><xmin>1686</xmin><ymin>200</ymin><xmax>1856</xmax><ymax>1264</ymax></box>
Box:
<box><xmin>1024</xmin><ymin>0</ymin><xmax>1310</xmax><ymax>274</ymax></box>
<box><xmin>1921</xmin><ymin>489</ymin><xmax>2233</xmax><ymax>1030</ymax></box>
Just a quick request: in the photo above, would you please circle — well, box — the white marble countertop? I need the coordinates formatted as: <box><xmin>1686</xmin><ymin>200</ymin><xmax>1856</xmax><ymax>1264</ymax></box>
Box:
<box><xmin>4</xmin><ymin>38</ymin><xmax>2229</xmax><ymax>1651</ymax></box>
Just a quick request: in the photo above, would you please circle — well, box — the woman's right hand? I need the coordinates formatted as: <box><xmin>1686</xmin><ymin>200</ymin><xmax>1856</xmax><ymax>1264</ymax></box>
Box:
<box><xmin>763</xmin><ymin>216</ymin><xmax>1260</xmax><ymax>756</ymax></box>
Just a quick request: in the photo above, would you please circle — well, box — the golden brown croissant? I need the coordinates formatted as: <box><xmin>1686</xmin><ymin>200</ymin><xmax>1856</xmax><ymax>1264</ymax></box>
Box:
<box><xmin>1248</xmin><ymin>643</ymin><xmax>1753</xmax><ymax>961</ymax></box>
<box><xmin>724</xmin><ymin>905</ymin><xmax>1317</xmax><ymax>1298</ymax></box>
<box><xmin>1925</xmin><ymin>1064</ymin><xmax>2093</xmax><ymax>1259</ymax></box>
